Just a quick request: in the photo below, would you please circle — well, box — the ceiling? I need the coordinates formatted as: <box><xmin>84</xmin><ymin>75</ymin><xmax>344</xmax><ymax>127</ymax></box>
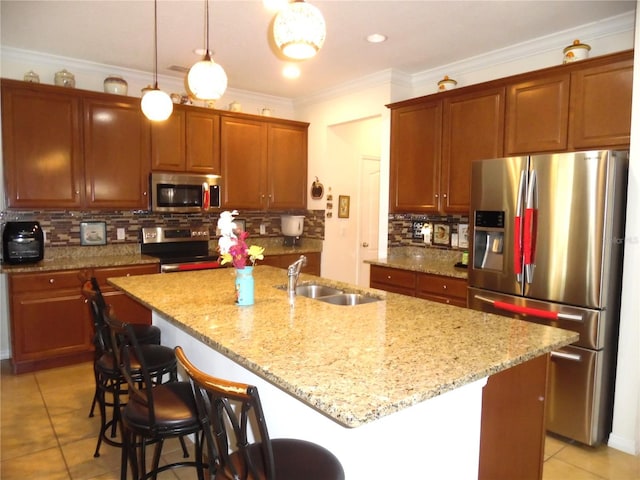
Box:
<box><xmin>1</xmin><ymin>1</ymin><xmax>636</xmax><ymax>99</ymax></box>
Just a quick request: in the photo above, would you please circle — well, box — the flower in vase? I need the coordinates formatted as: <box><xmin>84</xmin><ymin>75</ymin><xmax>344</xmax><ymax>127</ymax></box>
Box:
<box><xmin>217</xmin><ymin>211</ymin><xmax>265</xmax><ymax>269</ymax></box>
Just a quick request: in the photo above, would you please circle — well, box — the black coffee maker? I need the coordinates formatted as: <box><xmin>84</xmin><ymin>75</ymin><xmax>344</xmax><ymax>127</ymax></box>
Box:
<box><xmin>2</xmin><ymin>221</ymin><xmax>44</xmax><ymax>264</ymax></box>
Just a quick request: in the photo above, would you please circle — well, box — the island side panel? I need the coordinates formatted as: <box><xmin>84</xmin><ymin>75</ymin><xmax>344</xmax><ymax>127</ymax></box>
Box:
<box><xmin>154</xmin><ymin>312</ymin><xmax>487</xmax><ymax>479</ymax></box>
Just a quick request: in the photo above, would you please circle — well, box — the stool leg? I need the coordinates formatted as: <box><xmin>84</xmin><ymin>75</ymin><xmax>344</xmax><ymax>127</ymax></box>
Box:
<box><xmin>93</xmin><ymin>375</ymin><xmax>108</xmax><ymax>458</ymax></box>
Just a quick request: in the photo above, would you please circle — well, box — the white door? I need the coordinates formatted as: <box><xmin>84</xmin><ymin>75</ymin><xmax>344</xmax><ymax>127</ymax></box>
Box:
<box><xmin>357</xmin><ymin>156</ymin><xmax>380</xmax><ymax>287</ymax></box>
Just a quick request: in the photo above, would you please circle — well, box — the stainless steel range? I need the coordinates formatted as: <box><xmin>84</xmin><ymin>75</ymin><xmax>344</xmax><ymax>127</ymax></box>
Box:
<box><xmin>140</xmin><ymin>227</ymin><xmax>222</xmax><ymax>273</ymax></box>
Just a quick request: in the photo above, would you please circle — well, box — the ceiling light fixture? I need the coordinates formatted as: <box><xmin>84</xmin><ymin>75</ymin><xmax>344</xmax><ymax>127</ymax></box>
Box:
<box><xmin>366</xmin><ymin>33</ymin><xmax>387</xmax><ymax>44</ymax></box>
<box><xmin>273</xmin><ymin>0</ymin><xmax>326</xmax><ymax>60</ymax></box>
<box><xmin>141</xmin><ymin>0</ymin><xmax>173</xmax><ymax>121</ymax></box>
<box><xmin>282</xmin><ymin>64</ymin><xmax>301</xmax><ymax>79</ymax></box>
<box><xmin>187</xmin><ymin>0</ymin><xmax>228</xmax><ymax>100</ymax></box>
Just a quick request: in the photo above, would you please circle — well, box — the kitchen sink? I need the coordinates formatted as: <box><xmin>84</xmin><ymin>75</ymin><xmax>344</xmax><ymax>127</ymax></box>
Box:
<box><xmin>316</xmin><ymin>293</ymin><xmax>382</xmax><ymax>306</ymax></box>
<box><xmin>295</xmin><ymin>284</ymin><xmax>344</xmax><ymax>298</ymax></box>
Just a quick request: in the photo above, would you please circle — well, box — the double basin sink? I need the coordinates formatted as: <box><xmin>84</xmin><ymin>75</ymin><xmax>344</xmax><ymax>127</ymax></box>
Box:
<box><xmin>290</xmin><ymin>283</ymin><xmax>382</xmax><ymax>306</ymax></box>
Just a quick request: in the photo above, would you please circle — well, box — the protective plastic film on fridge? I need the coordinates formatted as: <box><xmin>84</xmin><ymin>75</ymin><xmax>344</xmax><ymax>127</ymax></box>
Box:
<box><xmin>467</xmin><ymin>150</ymin><xmax>628</xmax><ymax>446</ymax></box>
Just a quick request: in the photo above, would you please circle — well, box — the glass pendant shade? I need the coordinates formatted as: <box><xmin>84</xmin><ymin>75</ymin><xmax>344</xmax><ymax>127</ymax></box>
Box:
<box><xmin>141</xmin><ymin>89</ymin><xmax>173</xmax><ymax>121</ymax></box>
<box><xmin>187</xmin><ymin>56</ymin><xmax>228</xmax><ymax>100</ymax></box>
<box><xmin>273</xmin><ymin>1</ymin><xmax>326</xmax><ymax>60</ymax></box>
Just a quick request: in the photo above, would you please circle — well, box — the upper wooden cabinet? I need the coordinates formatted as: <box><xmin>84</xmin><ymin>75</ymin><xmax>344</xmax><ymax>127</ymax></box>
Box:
<box><xmin>220</xmin><ymin>115</ymin><xmax>308</xmax><ymax>210</ymax></box>
<box><xmin>569</xmin><ymin>57</ymin><xmax>633</xmax><ymax>149</ymax></box>
<box><xmin>505</xmin><ymin>73</ymin><xmax>570</xmax><ymax>154</ymax></box>
<box><xmin>151</xmin><ymin>105</ymin><xmax>221</xmax><ymax>174</ymax></box>
<box><xmin>83</xmin><ymin>96</ymin><xmax>150</xmax><ymax>209</ymax></box>
<box><xmin>2</xmin><ymin>79</ymin><xmax>150</xmax><ymax>210</ymax></box>
<box><xmin>389</xmin><ymin>87</ymin><xmax>504</xmax><ymax>214</ymax></box>
<box><xmin>2</xmin><ymin>80</ymin><xmax>84</xmax><ymax>208</ymax></box>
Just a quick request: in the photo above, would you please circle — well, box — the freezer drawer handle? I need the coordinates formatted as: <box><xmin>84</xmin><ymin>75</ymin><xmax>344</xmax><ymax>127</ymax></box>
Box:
<box><xmin>474</xmin><ymin>295</ymin><xmax>583</xmax><ymax>321</ymax></box>
<box><xmin>550</xmin><ymin>351</ymin><xmax>582</xmax><ymax>362</ymax></box>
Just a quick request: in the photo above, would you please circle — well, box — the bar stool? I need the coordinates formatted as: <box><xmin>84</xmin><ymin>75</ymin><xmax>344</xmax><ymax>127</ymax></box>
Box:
<box><xmin>175</xmin><ymin>346</ymin><xmax>345</xmax><ymax>480</ymax></box>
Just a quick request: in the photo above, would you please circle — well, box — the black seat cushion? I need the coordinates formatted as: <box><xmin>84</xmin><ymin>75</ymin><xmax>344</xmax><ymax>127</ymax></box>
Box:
<box><xmin>96</xmin><ymin>344</ymin><xmax>175</xmax><ymax>376</ymax></box>
<box><xmin>122</xmin><ymin>381</ymin><xmax>199</xmax><ymax>433</ymax></box>
<box><xmin>216</xmin><ymin>438</ymin><xmax>345</xmax><ymax>480</ymax></box>
<box><xmin>131</xmin><ymin>324</ymin><xmax>161</xmax><ymax>345</ymax></box>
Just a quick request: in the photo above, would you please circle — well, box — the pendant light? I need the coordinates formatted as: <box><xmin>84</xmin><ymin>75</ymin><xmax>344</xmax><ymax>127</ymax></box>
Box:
<box><xmin>141</xmin><ymin>0</ymin><xmax>173</xmax><ymax>121</ymax></box>
<box><xmin>273</xmin><ymin>0</ymin><xmax>326</xmax><ymax>60</ymax></box>
<box><xmin>187</xmin><ymin>0</ymin><xmax>228</xmax><ymax>100</ymax></box>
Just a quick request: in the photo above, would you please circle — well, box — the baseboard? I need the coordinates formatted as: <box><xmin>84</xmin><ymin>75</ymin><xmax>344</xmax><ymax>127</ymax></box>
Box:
<box><xmin>607</xmin><ymin>433</ymin><xmax>639</xmax><ymax>455</ymax></box>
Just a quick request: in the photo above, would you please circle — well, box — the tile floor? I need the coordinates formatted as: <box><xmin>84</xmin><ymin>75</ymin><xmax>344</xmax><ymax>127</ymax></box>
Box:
<box><xmin>1</xmin><ymin>360</ymin><xmax>639</xmax><ymax>479</ymax></box>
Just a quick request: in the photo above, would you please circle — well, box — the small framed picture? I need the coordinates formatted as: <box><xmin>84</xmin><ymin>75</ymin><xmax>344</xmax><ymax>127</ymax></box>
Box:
<box><xmin>432</xmin><ymin>223</ymin><xmax>451</xmax><ymax>246</ymax></box>
<box><xmin>338</xmin><ymin>195</ymin><xmax>350</xmax><ymax>218</ymax></box>
<box><xmin>458</xmin><ymin>224</ymin><xmax>469</xmax><ymax>249</ymax></box>
<box><xmin>80</xmin><ymin>221</ymin><xmax>107</xmax><ymax>246</ymax></box>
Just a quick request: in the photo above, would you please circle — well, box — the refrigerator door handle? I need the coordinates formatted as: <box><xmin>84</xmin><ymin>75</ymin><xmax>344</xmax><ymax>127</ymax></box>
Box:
<box><xmin>524</xmin><ymin>169</ymin><xmax>538</xmax><ymax>283</ymax></box>
<box><xmin>514</xmin><ymin>170</ymin><xmax>527</xmax><ymax>282</ymax></box>
<box><xmin>473</xmin><ymin>295</ymin><xmax>583</xmax><ymax>322</ymax></box>
<box><xmin>550</xmin><ymin>351</ymin><xmax>582</xmax><ymax>362</ymax></box>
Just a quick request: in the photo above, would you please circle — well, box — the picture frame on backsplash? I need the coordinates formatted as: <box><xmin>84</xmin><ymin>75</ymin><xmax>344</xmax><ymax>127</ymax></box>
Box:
<box><xmin>458</xmin><ymin>224</ymin><xmax>469</xmax><ymax>249</ymax></box>
<box><xmin>80</xmin><ymin>221</ymin><xmax>106</xmax><ymax>246</ymax></box>
<box><xmin>432</xmin><ymin>223</ymin><xmax>451</xmax><ymax>246</ymax></box>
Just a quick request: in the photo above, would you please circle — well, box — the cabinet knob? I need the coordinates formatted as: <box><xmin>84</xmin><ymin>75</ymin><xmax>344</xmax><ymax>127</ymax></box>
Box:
<box><xmin>49</xmin><ymin>278</ymin><xmax>55</xmax><ymax>284</ymax></box>
<box><xmin>435</xmin><ymin>194</ymin><xmax>439</xmax><ymax>198</ymax></box>
<box><xmin>442</xmin><ymin>285</ymin><xmax>447</xmax><ymax>289</ymax></box>
<box><xmin>143</xmin><ymin>191</ymin><xmax>147</xmax><ymax>196</ymax></box>
<box><xmin>387</xmin><ymin>275</ymin><xmax>391</xmax><ymax>280</ymax></box>
<box><xmin>443</xmin><ymin>193</ymin><xmax>447</xmax><ymax>199</ymax></box>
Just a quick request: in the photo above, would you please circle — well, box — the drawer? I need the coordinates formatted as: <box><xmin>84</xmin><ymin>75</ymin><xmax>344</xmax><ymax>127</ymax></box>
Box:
<box><xmin>10</xmin><ymin>270</ymin><xmax>83</xmax><ymax>293</ymax></box>
<box><xmin>417</xmin><ymin>273</ymin><xmax>468</xmax><ymax>300</ymax></box>
<box><xmin>370</xmin><ymin>265</ymin><xmax>416</xmax><ymax>290</ymax></box>
<box><xmin>93</xmin><ymin>264</ymin><xmax>159</xmax><ymax>286</ymax></box>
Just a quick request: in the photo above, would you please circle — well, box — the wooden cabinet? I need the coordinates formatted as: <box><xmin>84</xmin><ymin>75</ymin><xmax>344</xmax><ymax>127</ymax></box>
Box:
<box><xmin>479</xmin><ymin>354</ymin><xmax>549</xmax><ymax>480</ymax></box>
<box><xmin>8</xmin><ymin>263</ymin><xmax>158</xmax><ymax>374</ymax></box>
<box><xmin>220</xmin><ymin>115</ymin><xmax>308</xmax><ymax>210</ymax></box>
<box><xmin>505</xmin><ymin>73</ymin><xmax>570</xmax><ymax>154</ymax></box>
<box><xmin>83</xmin><ymin>96</ymin><xmax>151</xmax><ymax>209</ymax></box>
<box><xmin>442</xmin><ymin>88</ymin><xmax>505</xmax><ymax>212</ymax></box>
<box><xmin>370</xmin><ymin>264</ymin><xmax>468</xmax><ymax>306</ymax></box>
<box><xmin>151</xmin><ymin>105</ymin><xmax>221</xmax><ymax>174</ymax></box>
<box><xmin>416</xmin><ymin>272</ymin><xmax>468</xmax><ymax>307</ymax></box>
<box><xmin>569</xmin><ymin>57</ymin><xmax>633</xmax><ymax>149</ymax></box>
<box><xmin>370</xmin><ymin>265</ymin><xmax>417</xmax><ymax>296</ymax></box>
<box><xmin>2</xmin><ymin>80</ymin><xmax>84</xmax><ymax>208</ymax></box>
<box><xmin>1</xmin><ymin>79</ymin><xmax>150</xmax><ymax>210</ymax></box>
<box><xmin>260</xmin><ymin>252</ymin><xmax>321</xmax><ymax>276</ymax></box>
<box><xmin>389</xmin><ymin>87</ymin><xmax>504</xmax><ymax>214</ymax></box>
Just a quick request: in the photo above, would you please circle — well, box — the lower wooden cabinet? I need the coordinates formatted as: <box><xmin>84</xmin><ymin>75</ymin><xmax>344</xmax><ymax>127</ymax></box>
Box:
<box><xmin>260</xmin><ymin>252</ymin><xmax>321</xmax><ymax>276</ymax></box>
<box><xmin>370</xmin><ymin>264</ymin><xmax>467</xmax><ymax>306</ymax></box>
<box><xmin>479</xmin><ymin>354</ymin><xmax>549</xmax><ymax>480</ymax></box>
<box><xmin>8</xmin><ymin>263</ymin><xmax>158</xmax><ymax>374</ymax></box>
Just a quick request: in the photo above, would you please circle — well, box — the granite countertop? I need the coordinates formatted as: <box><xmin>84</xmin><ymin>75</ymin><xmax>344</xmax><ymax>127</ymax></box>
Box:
<box><xmin>0</xmin><ymin>237</ymin><xmax>323</xmax><ymax>274</ymax></box>
<box><xmin>366</xmin><ymin>247</ymin><xmax>469</xmax><ymax>279</ymax></box>
<box><xmin>108</xmin><ymin>266</ymin><xmax>577</xmax><ymax>428</ymax></box>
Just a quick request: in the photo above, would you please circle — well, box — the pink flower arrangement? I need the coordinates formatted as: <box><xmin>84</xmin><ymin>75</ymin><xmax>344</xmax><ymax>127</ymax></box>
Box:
<box><xmin>217</xmin><ymin>211</ymin><xmax>265</xmax><ymax>269</ymax></box>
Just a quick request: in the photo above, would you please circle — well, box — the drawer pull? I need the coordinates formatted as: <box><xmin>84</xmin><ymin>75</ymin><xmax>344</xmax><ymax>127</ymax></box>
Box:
<box><xmin>49</xmin><ymin>278</ymin><xmax>55</xmax><ymax>284</ymax></box>
<box><xmin>442</xmin><ymin>285</ymin><xmax>447</xmax><ymax>289</ymax></box>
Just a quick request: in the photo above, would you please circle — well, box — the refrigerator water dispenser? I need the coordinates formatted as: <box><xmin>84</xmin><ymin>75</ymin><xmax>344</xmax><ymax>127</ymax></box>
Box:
<box><xmin>473</xmin><ymin>210</ymin><xmax>505</xmax><ymax>271</ymax></box>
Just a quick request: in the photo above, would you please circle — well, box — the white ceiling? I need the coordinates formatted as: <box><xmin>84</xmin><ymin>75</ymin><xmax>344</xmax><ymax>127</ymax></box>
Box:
<box><xmin>1</xmin><ymin>1</ymin><xmax>636</xmax><ymax>99</ymax></box>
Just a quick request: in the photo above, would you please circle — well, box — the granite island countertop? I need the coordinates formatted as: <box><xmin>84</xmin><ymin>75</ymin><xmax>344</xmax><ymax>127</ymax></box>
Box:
<box><xmin>108</xmin><ymin>265</ymin><xmax>577</xmax><ymax>428</ymax></box>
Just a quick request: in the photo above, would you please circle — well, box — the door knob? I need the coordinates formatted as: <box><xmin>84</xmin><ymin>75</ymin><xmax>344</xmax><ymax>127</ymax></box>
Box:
<box><xmin>362</xmin><ymin>242</ymin><xmax>369</xmax><ymax>247</ymax></box>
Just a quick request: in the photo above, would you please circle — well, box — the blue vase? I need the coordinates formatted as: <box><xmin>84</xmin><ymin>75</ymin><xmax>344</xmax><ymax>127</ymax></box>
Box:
<box><xmin>235</xmin><ymin>266</ymin><xmax>254</xmax><ymax>306</ymax></box>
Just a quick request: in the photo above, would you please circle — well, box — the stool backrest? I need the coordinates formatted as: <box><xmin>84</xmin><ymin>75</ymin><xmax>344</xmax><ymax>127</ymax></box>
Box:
<box><xmin>175</xmin><ymin>346</ymin><xmax>276</xmax><ymax>479</ymax></box>
<box><xmin>81</xmin><ymin>279</ymin><xmax>110</xmax><ymax>356</ymax></box>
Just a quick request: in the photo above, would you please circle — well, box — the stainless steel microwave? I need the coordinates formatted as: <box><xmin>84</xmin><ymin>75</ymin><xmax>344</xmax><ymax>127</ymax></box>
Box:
<box><xmin>150</xmin><ymin>172</ymin><xmax>221</xmax><ymax>213</ymax></box>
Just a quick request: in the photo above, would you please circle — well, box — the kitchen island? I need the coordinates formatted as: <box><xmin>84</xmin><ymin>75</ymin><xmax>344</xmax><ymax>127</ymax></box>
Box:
<box><xmin>109</xmin><ymin>266</ymin><xmax>577</xmax><ymax>478</ymax></box>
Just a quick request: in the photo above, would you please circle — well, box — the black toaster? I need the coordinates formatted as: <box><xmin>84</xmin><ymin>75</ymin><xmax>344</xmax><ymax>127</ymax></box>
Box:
<box><xmin>2</xmin><ymin>221</ymin><xmax>44</xmax><ymax>264</ymax></box>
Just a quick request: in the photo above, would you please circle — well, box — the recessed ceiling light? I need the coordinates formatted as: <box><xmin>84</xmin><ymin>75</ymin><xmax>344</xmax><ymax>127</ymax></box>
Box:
<box><xmin>366</xmin><ymin>33</ymin><xmax>387</xmax><ymax>44</ymax></box>
<box><xmin>283</xmin><ymin>64</ymin><xmax>301</xmax><ymax>79</ymax></box>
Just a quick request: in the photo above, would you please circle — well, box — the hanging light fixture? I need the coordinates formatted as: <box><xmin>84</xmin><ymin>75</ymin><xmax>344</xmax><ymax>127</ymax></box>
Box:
<box><xmin>141</xmin><ymin>0</ymin><xmax>173</xmax><ymax>121</ymax></box>
<box><xmin>187</xmin><ymin>0</ymin><xmax>228</xmax><ymax>100</ymax></box>
<box><xmin>273</xmin><ymin>0</ymin><xmax>326</xmax><ymax>60</ymax></box>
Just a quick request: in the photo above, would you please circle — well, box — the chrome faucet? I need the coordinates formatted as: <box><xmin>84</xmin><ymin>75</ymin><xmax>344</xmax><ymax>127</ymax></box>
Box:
<box><xmin>287</xmin><ymin>255</ymin><xmax>307</xmax><ymax>304</ymax></box>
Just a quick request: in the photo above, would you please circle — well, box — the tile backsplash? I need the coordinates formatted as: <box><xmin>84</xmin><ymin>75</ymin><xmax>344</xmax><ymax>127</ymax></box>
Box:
<box><xmin>388</xmin><ymin>213</ymin><xmax>469</xmax><ymax>249</ymax></box>
<box><xmin>0</xmin><ymin>209</ymin><xmax>325</xmax><ymax>247</ymax></box>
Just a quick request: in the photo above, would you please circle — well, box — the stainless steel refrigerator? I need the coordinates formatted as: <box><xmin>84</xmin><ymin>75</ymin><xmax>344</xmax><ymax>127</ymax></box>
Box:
<box><xmin>467</xmin><ymin>150</ymin><xmax>628</xmax><ymax>446</ymax></box>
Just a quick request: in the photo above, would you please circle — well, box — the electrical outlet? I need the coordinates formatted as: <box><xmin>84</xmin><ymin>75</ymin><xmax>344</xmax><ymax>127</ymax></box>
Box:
<box><xmin>259</xmin><ymin>224</ymin><xmax>266</xmax><ymax>235</ymax></box>
<box><xmin>116</xmin><ymin>228</ymin><xmax>126</xmax><ymax>240</ymax></box>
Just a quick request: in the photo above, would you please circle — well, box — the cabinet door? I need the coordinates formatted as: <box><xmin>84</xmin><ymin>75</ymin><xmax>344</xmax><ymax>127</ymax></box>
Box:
<box><xmin>1</xmin><ymin>81</ymin><xmax>83</xmax><ymax>208</ymax></box>
<box><xmin>151</xmin><ymin>107</ymin><xmax>186</xmax><ymax>171</ymax></box>
<box><xmin>569</xmin><ymin>59</ymin><xmax>633</xmax><ymax>149</ymax></box>
<box><xmin>389</xmin><ymin>102</ymin><xmax>442</xmax><ymax>212</ymax></box>
<box><xmin>442</xmin><ymin>88</ymin><xmax>505</xmax><ymax>213</ymax></box>
<box><xmin>267</xmin><ymin>123</ymin><xmax>308</xmax><ymax>210</ymax></box>
<box><xmin>187</xmin><ymin>111</ymin><xmax>221</xmax><ymax>174</ymax></box>
<box><xmin>505</xmin><ymin>74</ymin><xmax>570</xmax><ymax>154</ymax></box>
<box><xmin>220</xmin><ymin>116</ymin><xmax>267</xmax><ymax>209</ymax></box>
<box><xmin>83</xmin><ymin>97</ymin><xmax>151</xmax><ymax>209</ymax></box>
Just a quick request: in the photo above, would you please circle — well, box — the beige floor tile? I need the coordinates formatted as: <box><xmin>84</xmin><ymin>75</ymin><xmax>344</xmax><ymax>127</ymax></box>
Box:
<box><xmin>35</xmin><ymin>362</ymin><xmax>95</xmax><ymax>393</ymax></box>
<box><xmin>0</xmin><ymin>446</ymin><xmax>70</xmax><ymax>480</ymax></box>
<box><xmin>543</xmin><ymin>457</ymin><xmax>605</xmax><ymax>480</ymax></box>
<box><xmin>0</xmin><ymin>408</ymin><xmax>59</xmax><ymax>461</ymax></box>
<box><xmin>555</xmin><ymin>442</ymin><xmax>640</xmax><ymax>480</ymax></box>
<box><xmin>544</xmin><ymin>434</ymin><xmax>569</xmax><ymax>460</ymax></box>
<box><xmin>61</xmin><ymin>436</ymin><xmax>122</xmax><ymax>480</ymax></box>
<box><xmin>50</xmin><ymin>405</ymin><xmax>103</xmax><ymax>445</ymax></box>
<box><xmin>41</xmin><ymin>382</ymin><xmax>96</xmax><ymax>417</ymax></box>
